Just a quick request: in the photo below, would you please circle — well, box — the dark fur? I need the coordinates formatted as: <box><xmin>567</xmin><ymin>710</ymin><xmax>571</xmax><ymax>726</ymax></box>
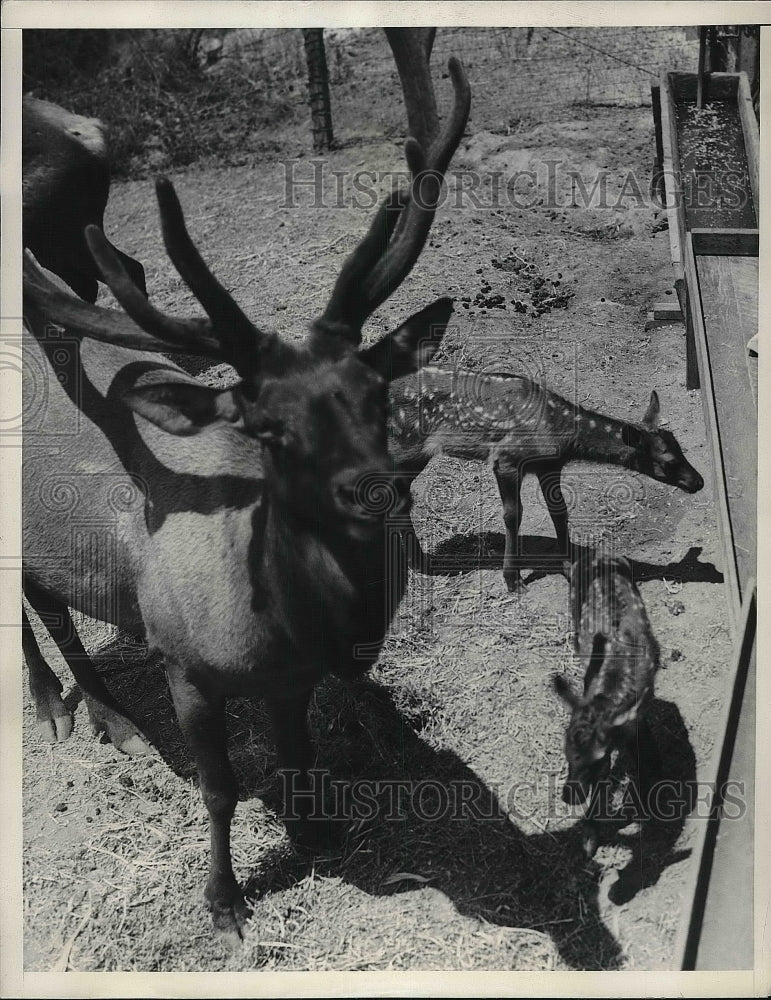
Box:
<box><xmin>23</xmin><ymin>96</ymin><xmax>146</xmax><ymax>302</ymax></box>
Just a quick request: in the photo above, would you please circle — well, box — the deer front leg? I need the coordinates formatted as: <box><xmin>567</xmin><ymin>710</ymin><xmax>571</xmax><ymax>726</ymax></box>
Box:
<box><xmin>534</xmin><ymin>462</ymin><xmax>572</xmax><ymax>574</ymax></box>
<box><xmin>166</xmin><ymin>665</ymin><xmax>249</xmax><ymax>942</ymax></box>
<box><xmin>268</xmin><ymin>692</ymin><xmax>336</xmax><ymax>854</ymax></box>
<box><xmin>23</xmin><ymin>583</ymin><xmax>150</xmax><ymax>755</ymax></box>
<box><xmin>23</xmin><ymin>605</ymin><xmax>73</xmax><ymax>743</ymax></box>
<box><xmin>493</xmin><ymin>458</ymin><xmax>524</xmax><ymax>591</ymax></box>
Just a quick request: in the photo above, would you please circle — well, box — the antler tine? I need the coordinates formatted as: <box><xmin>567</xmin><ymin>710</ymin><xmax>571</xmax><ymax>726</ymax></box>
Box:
<box><xmin>23</xmin><ymin>252</ymin><xmax>223</xmax><ymax>358</ymax></box>
<box><xmin>314</xmin><ymin>187</ymin><xmax>408</xmax><ymax>340</ymax></box>
<box><xmin>361</xmin><ymin>57</ymin><xmax>470</xmax><ymax>316</ymax></box>
<box><xmin>85</xmin><ymin>226</ymin><xmax>229</xmax><ymax>358</ymax></box>
<box><xmin>154</xmin><ymin>178</ymin><xmax>265</xmax><ymax>374</ymax></box>
<box><xmin>314</xmin><ymin>57</ymin><xmax>469</xmax><ymax>343</ymax></box>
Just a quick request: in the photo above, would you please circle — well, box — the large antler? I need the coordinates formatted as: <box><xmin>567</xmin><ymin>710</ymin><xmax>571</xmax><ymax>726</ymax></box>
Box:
<box><xmin>23</xmin><ymin>251</ymin><xmax>223</xmax><ymax>360</ymax></box>
<box><xmin>24</xmin><ymin>178</ymin><xmax>286</xmax><ymax>377</ymax></box>
<box><xmin>314</xmin><ymin>56</ymin><xmax>470</xmax><ymax>342</ymax></box>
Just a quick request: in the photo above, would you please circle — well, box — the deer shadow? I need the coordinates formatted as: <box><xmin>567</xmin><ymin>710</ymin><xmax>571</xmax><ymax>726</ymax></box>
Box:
<box><xmin>82</xmin><ymin>644</ymin><xmax>697</xmax><ymax>970</ymax></box>
<box><xmin>423</xmin><ymin>535</ymin><xmax>723</xmax><ymax>589</ymax></box>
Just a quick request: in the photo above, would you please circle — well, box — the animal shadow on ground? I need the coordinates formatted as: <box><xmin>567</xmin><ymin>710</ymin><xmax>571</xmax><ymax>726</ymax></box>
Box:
<box><xmin>63</xmin><ymin>642</ymin><xmax>698</xmax><ymax>970</ymax></box>
<box><xmin>426</xmin><ymin>535</ymin><xmax>723</xmax><ymax>589</ymax></box>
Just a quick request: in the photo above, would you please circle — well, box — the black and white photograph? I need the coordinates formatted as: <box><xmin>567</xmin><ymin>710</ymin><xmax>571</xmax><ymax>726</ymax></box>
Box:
<box><xmin>1</xmin><ymin>2</ymin><xmax>768</xmax><ymax>992</ymax></box>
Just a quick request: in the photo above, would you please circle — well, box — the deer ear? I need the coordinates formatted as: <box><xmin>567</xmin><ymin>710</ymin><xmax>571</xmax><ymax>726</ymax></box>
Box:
<box><xmin>360</xmin><ymin>297</ymin><xmax>453</xmax><ymax>381</ymax></box>
<box><xmin>552</xmin><ymin>674</ymin><xmax>580</xmax><ymax>709</ymax></box>
<box><xmin>642</xmin><ymin>390</ymin><xmax>660</xmax><ymax>428</ymax></box>
<box><xmin>122</xmin><ymin>382</ymin><xmax>241</xmax><ymax>436</ymax></box>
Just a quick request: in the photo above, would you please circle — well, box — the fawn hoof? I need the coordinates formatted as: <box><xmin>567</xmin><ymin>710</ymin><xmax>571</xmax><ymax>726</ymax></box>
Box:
<box><xmin>84</xmin><ymin>694</ymin><xmax>152</xmax><ymax>755</ymax></box>
<box><xmin>207</xmin><ymin>891</ymin><xmax>252</xmax><ymax>943</ymax></box>
<box><xmin>503</xmin><ymin>571</ymin><xmax>524</xmax><ymax>593</ymax></box>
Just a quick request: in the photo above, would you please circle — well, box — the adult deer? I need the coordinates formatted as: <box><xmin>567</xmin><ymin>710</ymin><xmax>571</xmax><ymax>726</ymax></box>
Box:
<box><xmin>388</xmin><ymin>369</ymin><xmax>704</xmax><ymax>589</ymax></box>
<box><xmin>23</xmin><ymin>58</ymin><xmax>470</xmax><ymax>941</ymax></box>
<box><xmin>23</xmin><ymin>95</ymin><xmax>147</xmax><ymax>302</ymax></box>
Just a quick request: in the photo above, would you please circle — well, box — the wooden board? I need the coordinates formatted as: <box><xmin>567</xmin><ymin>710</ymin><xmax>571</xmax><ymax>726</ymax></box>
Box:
<box><xmin>691</xmin><ymin>228</ymin><xmax>759</xmax><ymax>256</ymax></box>
<box><xmin>676</xmin><ymin>585</ymin><xmax>756</xmax><ymax>970</ymax></box>
<box><xmin>660</xmin><ymin>73</ymin><xmax>686</xmax><ymax>283</ymax></box>
<box><xmin>683</xmin><ymin>237</ymin><xmax>740</xmax><ymax>630</ymax></box>
<box><xmin>696</xmin><ymin>254</ymin><xmax>758</xmax><ymax>601</ymax></box>
<box><xmin>737</xmin><ymin>71</ymin><xmax>759</xmax><ymax>213</ymax></box>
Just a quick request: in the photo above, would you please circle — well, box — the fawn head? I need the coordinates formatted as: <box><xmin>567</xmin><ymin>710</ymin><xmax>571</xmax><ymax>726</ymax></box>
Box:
<box><xmin>552</xmin><ymin>675</ymin><xmax>645</xmax><ymax>805</ymax></box>
<box><xmin>25</xmin><ymin>61</ymin><xmax>470</xmax><ymax>542</ymax></box>
<box><xmin>622</xmin><ymin>391</ymin><xmax>703</xmax><ymax>494</ymax></box>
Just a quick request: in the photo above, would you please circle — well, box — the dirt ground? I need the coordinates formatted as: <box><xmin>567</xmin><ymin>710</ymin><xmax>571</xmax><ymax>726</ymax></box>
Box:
<box><xmin>21</xmin><ymin>74</ymin><xmax>735</xmax><ymax>972</ymax></box>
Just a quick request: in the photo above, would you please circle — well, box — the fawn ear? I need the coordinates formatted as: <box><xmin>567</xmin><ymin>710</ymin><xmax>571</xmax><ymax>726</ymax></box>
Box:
<box><xmin>360</xmin><ymin>297</ymin><xmax>453</xmax><ymax>381</ymax></box>
<box><xmin>123</xmin><ymin>383</ymin><xmax>241</xmax><ymax>436</ymax></box>
<box><xmin>552</xmin><ymin>674</ymin><xmax>580</xmax><ymax>709</ymax></box>
<box><xmin>642</xmin><ymin>390</ymin><xmax>660</xmax><ymax>428</ymax></box>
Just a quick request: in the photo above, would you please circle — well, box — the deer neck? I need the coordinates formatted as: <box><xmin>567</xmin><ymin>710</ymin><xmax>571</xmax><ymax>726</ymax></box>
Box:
<box><xmin>261</xmin><ymin>495</ymin><xmax>400</xmax><ymax>674</ymax></box>
<box><xmin>571</xmin><ymin>407</ymin><xmax>636</xmax><ymax>468</ymax></box>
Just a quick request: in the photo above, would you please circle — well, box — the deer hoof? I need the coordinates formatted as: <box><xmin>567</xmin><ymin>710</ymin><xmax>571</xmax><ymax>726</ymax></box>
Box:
<box><xmin>83</xmin><ymin>694</ymin><xmax>152</xmax><ymax>755</ymax></box>
<box><xmin>209</xmin><ymin>894</ymin><xmax>251</xmax><ymax>943</ymax></box>
<box><xmin>503</xmin><ymin>572</ymin><xmax>524</xmax><ymax>593</ymax></box>
<box><xmin>37</xmin><ymin>712</ymin><xmax>73</xmax><ymax>744</ymax></box>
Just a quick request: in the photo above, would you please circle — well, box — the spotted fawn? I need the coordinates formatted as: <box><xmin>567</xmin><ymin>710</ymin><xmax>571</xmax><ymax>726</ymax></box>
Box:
<box><xmin>389</xmin><ymin>369</ymin><xmax>703</xmax><ymax>589</ymax></box>
<box><xmin>552</xmin><ymin>553</ymin><xmax>662</xmax><ymax>857</ymax></box>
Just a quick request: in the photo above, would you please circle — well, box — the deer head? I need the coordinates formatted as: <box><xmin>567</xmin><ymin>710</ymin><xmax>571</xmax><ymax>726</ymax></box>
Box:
<box><xmin>621</xmin><ymin>391</ymin><xmax>704</xmax><ymax>495</ymax></box>
<box><xmin>552</xmin><ymin>674</ymin><xmax>646</xmax><ymax>806</ymax></box>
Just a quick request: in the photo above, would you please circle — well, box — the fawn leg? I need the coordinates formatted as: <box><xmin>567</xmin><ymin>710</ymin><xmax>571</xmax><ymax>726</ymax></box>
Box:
<box><xmin>534</xmin><ymin>462</ymin><xmax>572</xmax><ymax>572</ymax></box>
<box><xmin>23</xmin><ymin>584</ymin><xmax>150</xmax><ymax>755</ymax></box>
<box><xmin>493</xmin><ymin>459</ymin><xmax>525</xmax><ymax>591</ymax></box>
<box><xmin>167</xmin><ymin>665</ymin><xmax>249</xmax><ymax>941</ymax></box>
<box><xmin>268</xmin><ymin>691</ymin><xmax>337</xmax><ymax>853</ymax></box>
<box><xmin>22</xmin><ymin>605</ymin><xmax>73</xmax><ymax>743</ymax></box>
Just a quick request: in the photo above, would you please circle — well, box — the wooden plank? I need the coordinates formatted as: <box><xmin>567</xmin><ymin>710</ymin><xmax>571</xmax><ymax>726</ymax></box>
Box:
<box><xmin>669</xmin><ymin>71</ymin><xmax>739</xmax><ymax>103</ymax></box>
<box><xmin>696</xmin><ymin>254</ymin><xmax>758</xmax><ymax>598</ymax></box>
<box><xmin>736</xmin><ymin>71</ymin><xmax>759</xmax><ymax>217</ymax></box>
<box><xmin>696</xmin><ymin>26</ymin><xmax>707</xmax><ymax>108</ymax></box>
<box><xmin>691</xmin><ymin>228</ymin><xmax>759</xmax><ymax>256</ymax></box>
<box><xmin>652</xmin><ymin>301</ymin><xmax>683</xmax><ymax>320</ymax></box>
<box><xmin>651</xmin><ymin>84</ymin><xmax>664</xmax><ymax>168</ymax></box>
<box><xmin>695</xmin><ymin>601</ymin><xmax>755</xmax><ymax>969</ymax></box>
<box><xmin>683</xmin><ymin>235</ymin><xmax>741</xmax><ymax>630</ymax></box>
<box><xmin>677</xmin><ymin>584</ymin><xmax>756</xmax><ymax>970</ymax></box>
<box><xmin>660</xmin><ymin>73</ymin><xmax>687</xmax><ymax>282</ymax></box>
<box><xmin>675</xmin><ymin>274</ymin><xmax>700</xmax><ymax>390</ymax></box>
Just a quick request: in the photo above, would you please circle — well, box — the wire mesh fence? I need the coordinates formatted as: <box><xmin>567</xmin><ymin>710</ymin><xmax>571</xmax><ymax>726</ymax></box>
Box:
<box><xmin>23</xmin><ymin>26</ymin><xmax>702</xmax><ymax>174</ymax></box>
<box><xmin>214</xmin><ymin>25</ymin><xmax>700</xmax><ymax>141</ymax></box>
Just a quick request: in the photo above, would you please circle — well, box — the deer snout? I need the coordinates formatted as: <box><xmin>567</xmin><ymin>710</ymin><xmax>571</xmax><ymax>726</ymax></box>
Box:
<box><xmin>679</xmin><ymin>468</ymin><xmax>704</xmax><ymax>493</ymax></box>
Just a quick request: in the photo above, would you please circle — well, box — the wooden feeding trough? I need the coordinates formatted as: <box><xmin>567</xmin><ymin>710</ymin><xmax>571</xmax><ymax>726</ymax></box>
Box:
<box><xmin>652</xmin><ymin>69</ymin><xmax>758</xmax><ymax>973</ymax></box>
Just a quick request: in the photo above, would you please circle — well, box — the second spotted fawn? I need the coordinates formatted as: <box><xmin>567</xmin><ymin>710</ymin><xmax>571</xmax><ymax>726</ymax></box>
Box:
<box><xmin>388</xmin><ymin>369</ymin><xmax>703</xmax><ymax>589</ymax></box>
<box><xmin>552</xmin><ymin>553</ymin><xmax>662</xmax><ymax>858</ymax></box>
